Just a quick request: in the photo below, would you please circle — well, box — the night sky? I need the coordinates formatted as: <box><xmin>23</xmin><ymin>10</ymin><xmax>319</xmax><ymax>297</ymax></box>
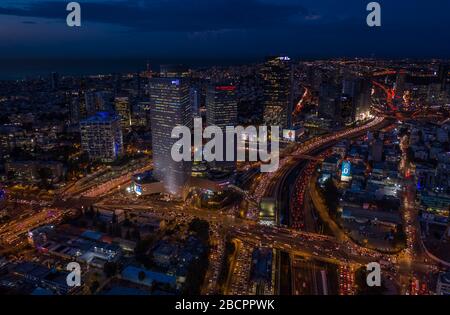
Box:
<box><xmin>1</xmin><ymin>0</ymin><xmax>450</xmax><ymax>64</ymax></box>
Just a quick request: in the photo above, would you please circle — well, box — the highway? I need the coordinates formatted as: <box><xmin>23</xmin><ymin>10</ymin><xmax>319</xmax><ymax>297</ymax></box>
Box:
<box><xmin>2</xmin><ymin>114</ymin><xmax>416</xmax><ymax>295</ymax></box>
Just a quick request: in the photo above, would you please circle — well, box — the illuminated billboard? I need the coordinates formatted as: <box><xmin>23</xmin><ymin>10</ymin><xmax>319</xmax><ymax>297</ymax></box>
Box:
<box><xmin>134</xmin><ymin>183</ymin><xmax>142</xmax><ymax>196</ymax></box>
<box><xmin>283</xmin><ymin>129</ymin><xmax>296</xmax><ymax>141</ymax></box>
<box><xmin>341</xmin><ymin>161</ymin><xmax>352</xmax><ymax>182</ymax></box>
<box><xmin>259</xmin><ymin>198</ymin><xmax>276</xmax><ymax>225</ymax></box>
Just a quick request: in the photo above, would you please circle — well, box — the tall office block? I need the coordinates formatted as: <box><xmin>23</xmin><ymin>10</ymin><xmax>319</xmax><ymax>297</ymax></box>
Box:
<box><xmin>206</xmin><ymin>83</ymin><xmax>238</xmax><ymax>172</ymax></box>
<box><xmin>114</xmin><ymin>96</ymin><xmax>132</xmax><ymax>131</ymax></box>
<box><xmin>150</xmin><ymin>78</ymin><xmax>191</xmax><ymax>196</ymax></box>
<box><xmin>318</xmin><ymin>81</ymin><xmax>341</xmax><ymax>122</ymax></box>
<box><xmin>80</xmin><ymin>112</ymin><xmax>124</xmax><ymax>162</ymax></box>
<box><xmin>262</xmin><ymin>56</ymin><xmax>293</xmax><ymax>129</ymax></box>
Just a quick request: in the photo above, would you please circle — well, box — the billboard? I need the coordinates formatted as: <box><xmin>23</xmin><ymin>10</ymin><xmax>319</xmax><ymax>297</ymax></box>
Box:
<box><xmin>283</xmin><ymin>129</ymin><xmax>296</xmax><ymax>141</ymax></box>
<box><xmin>341</xmin><ymin>161</ymin><xmax>352</xmax><ymax>182</ymax></box>
<box><xmin>259</xmin><ymin>198</ymin><xmax>276</xmax><ymax>225</ymax></box>
<box><xmin>134</xmin><ymin>183</ymin><xmax>142</xmax><ymax>196</ymax></box>
<box><xmin>282</xmin><ymin>127</ymin><xmax>304</xmax><ymax>142</ymax></box>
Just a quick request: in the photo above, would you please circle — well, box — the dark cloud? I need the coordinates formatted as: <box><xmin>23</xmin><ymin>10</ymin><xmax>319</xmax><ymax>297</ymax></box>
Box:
<box><xmin>0</xmin><ymin>0</ymin><xmax>310</xmax><ymax>32</ymax></box>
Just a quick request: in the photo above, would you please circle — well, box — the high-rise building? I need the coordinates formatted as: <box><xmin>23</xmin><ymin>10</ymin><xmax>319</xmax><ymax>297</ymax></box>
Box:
<box><xmin>51</xmin><ymin>72</ymin><xmax>59</xmax><ymax>90</ymax></box>
<box><xmin>436</xmin><ymin>272</ymin><xmax>450</xmax><ymax>295</ymax></box>
<box><xmin>339</xmin><ymin>95</ymin><xmax>355</xmax><ymax>125</ymax></box>
<box><xmin>355</xmin><ymin>79</ymin><xmax>372</xmax><ymax>120</ymax></box>
<box><xmin>132</xmin><ymin>101</ymin><xmax>151</xmax><ymax>128</ymax></box>
<box><xmin>438</xmin><ymin>63</ymin><xmax>449</xmax><ymax>92</ymax></box>
<box><xmin>342</xmin><ymin>78</ymin><xmax>372</xmax><ymax>122</ymax></box>
<box><xmin>113</xmin><ymin>73</ymin><xmax>122</xmax><ymax>95</ymax></box>
<box><xmin>150</xmin><ymin>78</ymin><xmax>191</xmax><ymax>196</ymax></box>
<box><xmin>114</xmin><ymin>96</ymin><xmax>132</xmax><ymax>131</ymax></box>
<box><xmin>190</xmin><ymin>86</ymin><xmax>201</xmax><ymax>118</ymax></box>
<box><xmin>262</xmin><ymin>56</ymin><xmax>293</xmax><ymax>129</ymax></box>
<box><xmin>69</xmin><ymin>91</ymin><xmax>87</xmax><ymax>125</ymax></box>
<box><xmin>86</xmin><ymin>91</ymin><xmax>112</xmax><ymax>117</ymax></box>
<box><xmin>80</xmin><ymin>112</ymin><xmax>124</xmax><ymax>162</ymax></box>
<box><xmin>318</xmin><ymin>81</ymin><xmax>341</xmax><ymax>122</ymax></box>
<box><xmin>206</xmin><ymin>83</ymin><xmax>238</xmax><ymax>172</ymax></box>
<box><xmin>206</xmin><ymin>84</ymin><xmax>238</xmax><ymax>129</ymax></box>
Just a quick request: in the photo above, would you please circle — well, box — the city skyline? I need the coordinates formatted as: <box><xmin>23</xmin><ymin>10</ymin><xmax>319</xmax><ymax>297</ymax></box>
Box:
<box><xmin>1</xmin><ymin>0</ymin><xmax>450</xmax><ymax>304</ymax></box>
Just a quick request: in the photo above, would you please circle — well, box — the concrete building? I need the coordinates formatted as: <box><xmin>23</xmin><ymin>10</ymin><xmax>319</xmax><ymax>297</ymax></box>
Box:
<box><xmin>114</xmin><ymin>96</ymin><xmax>132</xmax><ymax>131</ymax></box>
<box><xmin>80</xmin><ymin>112</ymin><xmax>124</xmax><ymax>162</ymax></box>
<box><xmin>436</xmin><ymin>272</ymin><xmax>450</xmax><ymax>295</ymax></box>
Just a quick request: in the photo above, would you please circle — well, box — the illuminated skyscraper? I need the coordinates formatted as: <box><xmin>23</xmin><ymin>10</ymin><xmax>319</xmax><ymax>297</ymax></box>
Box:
<box><xmin>262</xmin><ymin>56</ymin><xmax>293</xmax><ymax>129</ymax></box>
<box><xmin>150</xmin><ymin>78</ymin><xmax>191</xmax><ymax>196</ymax></box>
<box><xmin>51</xmin><ymin>72</ymin><xmax>59</xmax><ymax>90</ymax></box>
<box><xmin>70</xmin><ymin>91</ymin><xmax>87</xmax><ymax>124</ymax></box>
<box><xmin>206</xmin><ymin>83</ymin><xmax>238</xmax><ymax>172</ymax></box>
<box><xmin>80</xmin><ymin>112</ymin><xmax>123</xmax><ymax>162</ymax></box>
<box><xmin>341</xmin><ymin>78</ymin><xmax>372</xmax><ymax>122</ymax></box>
<box><xmin>206</xmin><ymin>84</ymin><xmax>238</xmax><ymax>129</ymax></box>
<box><xmin>114</xmin><ymin>96</ymin><xmax>132</xmax><ymax>131</ymax></box>
<box><xmin>318</xmin><ymin>81</ymin><xmax>341</xmax><ymax>122</ymax></box>
<box><xmin>438</xmin><ymin>63</ymin><xmax>449</xmax><ymax>92</ymax></box>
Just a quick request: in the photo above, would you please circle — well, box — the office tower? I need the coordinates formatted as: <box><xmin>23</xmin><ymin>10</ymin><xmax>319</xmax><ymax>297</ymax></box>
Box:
<box><xmin>262</xmin><ymin>56</ymin><xmax>293</xmax><ymax>129</ymax></box>
<box><xmin>134</xmin><ymin>73</ymin><xmax>142</xmax><ymax>98</ymax></box>
<box><xmin>84</xmin><ymin>91</ymin><xmax>99</xmax><ymax>117</ymax></box>
<box><xmin>85</xmin><ymin>91</ymin><xmax>112</xmax><ymax>117</ymax></box>
<box><xmin>51</xmin><ymin>72</ymin><xmax>59</xmax><ymax>90</ymax></box>
<box><xmin>114</xmin><ymin>96</ymin><xmax>132</xmax><ymax>131</ymax></box>
<box><xmin>206</xmin><ymin>84</ymin><xmax>238</xmax><ymax>129</ymax></box>
<box><xmin>438</xmin><ymin>63</ymin><xmax>449</xmax><ymax>92</ymax></box>
<box><xmin>395</xmin><ymin>70</ymin><xmax>407</xmax><ymax>109</ymax></box>
<box><xmin>355</xmin><ymin>79</ymin><xmax>372</xmax><ymax>120</ymax></box>
<box><xmin>190</xmin><ymin>86</ymin><xmax>201</xmax><ymax>118</ymax></box>
<box><xmin>69</xmin><ymin>91</ymin><xmax>87</xmax><ymax>124</ymax></box>
<box><xmin>339</xmin><ymin>95</ymin><xmax>355</xmax><ymax>125</ymax></box>
<box><xmin>69</xmin><ymin>99</ymin><xmax>81</xmax><ymax>125</ymax></box>
<box><xmin>318</xmin><ymin>81</ymin><xmax>341</xmax><ymax>122</ymax></box>
<box><xmin>342</xmin><ymin>78</ymin><xmax>372</xmax><ymax>121</ymax></box>
<box><xmin>132</xmin><ymin>101</ymin><xmax>151</xmax><ymax>128</ymax></box>
<box><xmin>80</xmin><ymin>112</ymin><xmax>124</xmax><ymax>162</ymax></box>
<box><xmin>113</xmin><ymin>73</ymin><xmax>122</xmax><ymax>95</ymax></box>
<box><xmin>150</xmin><ymin>78</ymin><xmax>191</xmax><ymax>196</ymax></box>
<box><xmin>206</xmin><ymin>83</ymin><xmax>238</xmax><ymax>172</ymax></box>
